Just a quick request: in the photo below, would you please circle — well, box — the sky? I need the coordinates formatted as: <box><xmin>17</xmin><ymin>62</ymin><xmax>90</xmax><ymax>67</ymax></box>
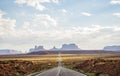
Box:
<box><xmin>0</xmin><ymin>0</ymin><xmax>120</xmax><ymax>52</ymax></box>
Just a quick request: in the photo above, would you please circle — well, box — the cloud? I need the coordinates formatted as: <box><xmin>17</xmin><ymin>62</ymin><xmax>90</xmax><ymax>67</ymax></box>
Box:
<box><xmin>71</xmin><ymin>25</ymin><xmax>117</xmax><ymax>35</ymax></box>
<box><xmin>0</xmin><ymin>10</ymin><xmax>120</xmax><ymax>50</ymax></box>
<box><xmin>110</xmin><ymin>0</ymin><xmax>120</xmax><ymax>4</ymax></box>
<box><xmin>15</xmin><ymin>0</ymin><xmax>60</xmax><ymax>11</ymax></box>
<box><xmin>113</xmin><ymin>13</ymin><xmax>120</xmax><ymax>17</ymax></box>
<box><xmin>52</xmin><ymin>0</ymin><xmax>60</xmax><ymax>4</ymax></box>
<box><xmin>0</xmin><ymin>11</ymin><xmax>58</xmax><ymax>50</ymax></box>
<box><xmin>0</xmin><ymin>10</ymin><xmax>16</xmax><ymax>38</ymax></box>
<box><xmin>31</xmin><ymin>14</ymin><xmax>57</xmax><ymax>27</ymax></box>
<box><xmin>0</xmin><ymin>10</ymin><xmax>5</xmax><ymax>18</ymax></box>
<box><xmin>61</xmin><ymin>9</ymin><xmax>67</xmax><ymax>13</ymax></box>
<box><xmin>81</xmin><ymin>12</ymin><xmax>92</xmax><ymax>16</ymax></box>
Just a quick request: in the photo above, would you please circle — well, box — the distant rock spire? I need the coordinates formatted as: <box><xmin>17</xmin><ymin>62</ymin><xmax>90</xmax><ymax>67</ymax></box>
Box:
<box><xmin>50</xmin><ymin>46</ymin><xmax>59</xmax><ymax>51</ymax></box>
<box><xmin>60</xmin><ymin>43</ymin><xmax>80</xmax><ymax>50</ymax></box>
<box><xmin>29</xmin><ymin>45</ymin><xmax>45</xmax><ymax>52</ymax></box>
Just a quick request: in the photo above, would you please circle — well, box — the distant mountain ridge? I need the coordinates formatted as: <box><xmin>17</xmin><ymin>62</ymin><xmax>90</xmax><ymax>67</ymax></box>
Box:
<box><xmin>29</xmin><ymin>43</ymin><xmax>80</xmax><ymax>52</ymax></box>
<box><xmin>29</xmin><ymin>44</ymin><xmax>120</xmax><ymax>53</ymax></box>
<box><xmin>28</xmin><ymin>50</ymin><xmax>120</xmax><ymax>55</ymax></box>
<box><xmin>0</xmin><ymin>49</ymin><xmax>21</xmax><ymax>55</ymax></box>
<box><xmin>104</xmin><ymin>46</ymin><xmax>120</xmax><ymax>51</ymax></box>
<box><xmin>1</xmin><ymin>44</ymin><xmax>120</xmax><ymax>55</ymax></box>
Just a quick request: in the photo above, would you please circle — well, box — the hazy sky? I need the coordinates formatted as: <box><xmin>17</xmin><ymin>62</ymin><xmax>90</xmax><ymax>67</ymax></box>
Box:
<box><xmin>0</xmin><ymin>0</ymin><xmax>120</xmax><ymax>52</ymax></box>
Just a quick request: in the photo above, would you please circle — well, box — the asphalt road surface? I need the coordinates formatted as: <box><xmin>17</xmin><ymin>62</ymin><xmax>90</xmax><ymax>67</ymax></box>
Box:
<box><xmin>29</xmin><ymin>53</ymin><xmax>86</xmax><ymax>76</ymax></box>
<box><xmin>31</xmin><ymin>67</ymin><xmax>87</xmax><ymax>76</ymax></box>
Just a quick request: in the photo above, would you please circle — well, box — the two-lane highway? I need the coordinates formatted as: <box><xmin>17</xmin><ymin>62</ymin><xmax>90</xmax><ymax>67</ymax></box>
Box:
<box><xmin>35</xmin><ymin>67</ymin><xmax>60</xmax><ymax>76</ymax></box>
<box><xmin>28</xmin><ymin>53</ymin><xmax>86</xmax><ymax>76</ymax></box>
<box><xmin>32</xmin><ymin>67</ymin><xmax>86</xmax><ymax>76</ymax></box>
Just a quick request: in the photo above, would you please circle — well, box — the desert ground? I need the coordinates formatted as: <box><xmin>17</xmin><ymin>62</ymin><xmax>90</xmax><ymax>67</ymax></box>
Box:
<box><xmin>0</xmin><ymin>53</ymin><xmax>120</xmax><ymax>76</ymax></box>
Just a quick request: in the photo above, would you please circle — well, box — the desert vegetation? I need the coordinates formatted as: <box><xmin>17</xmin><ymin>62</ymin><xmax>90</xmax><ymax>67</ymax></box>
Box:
<box><xmin>63</xmin><ymin>56</ymin><xmax>120</xmax><ymax>76</ymax></box>
<box><xmin>0</xmin><ymin>60</ymin><xmax>57</xmax><ymax>76</ymax></box>
<box><xmin>0</xmin><ymin>53</ymin><xmax>120</xmax><ymax>76</ymax></box>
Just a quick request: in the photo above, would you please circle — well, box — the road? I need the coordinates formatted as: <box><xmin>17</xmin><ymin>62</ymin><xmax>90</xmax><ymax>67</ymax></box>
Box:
<box><xmin>30</xmin><ymin>67</ymin><xmax>86</xmax><ymax>76</ymax></box>
<box><xmin>28</xmin><ymin>53</ymin><xmax>86</xmax><ymax>76</ymax></box>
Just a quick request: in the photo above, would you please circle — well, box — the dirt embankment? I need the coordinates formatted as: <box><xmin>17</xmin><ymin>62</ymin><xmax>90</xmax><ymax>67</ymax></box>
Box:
<box><xmin>74</xmin><ymin>59</ymin><xmax>120</xmax><ymax>76</ymax></box>
<box><xmin>0</xmin><ymin>60</ymin><xmax>56</xmax><ymax>76</ymax></box>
